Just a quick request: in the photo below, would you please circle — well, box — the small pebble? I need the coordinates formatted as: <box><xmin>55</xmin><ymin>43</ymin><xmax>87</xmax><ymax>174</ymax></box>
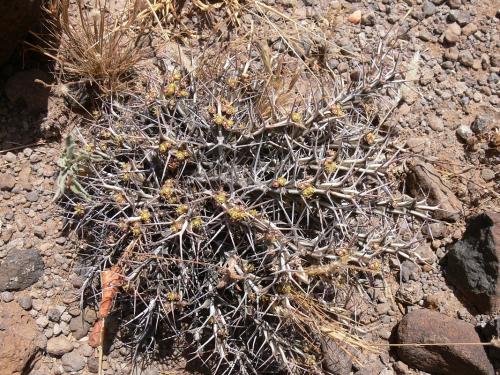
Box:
<box><xmin>456</xmin><ymin>125</ymin><xmax>473</xmax><ymax>141</ymax></box>
<box><xmin>480</xmin><ymin>168</ymin><xmax>495</xmax><ymax>182</ymax></box>
<box><xmin>1</xmin><ymin>291</ymin><xmax>14</xmax><ymax>303</ymax></box>
<box><xmin>36</xmin><ymin>316</ymin><xmax>50</xmax><ymax>328</ymax></box>
<box><xmin>17</xmin><ymin>295</ymin><xmax>33</xmax><ymax>310</ymax></box>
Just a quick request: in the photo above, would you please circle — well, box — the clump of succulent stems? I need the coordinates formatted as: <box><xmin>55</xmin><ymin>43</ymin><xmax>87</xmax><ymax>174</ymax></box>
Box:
<box><xmin>61</xmin><ymin>35</ymin><xmax>436</xmax><ymax>374</ymax></box>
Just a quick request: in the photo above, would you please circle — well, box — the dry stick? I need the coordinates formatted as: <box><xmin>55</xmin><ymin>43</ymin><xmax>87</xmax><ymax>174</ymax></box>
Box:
<box><xmin>372</xmin><ymin>338</ymin><xmax>500</xmax><ymax>348</ymax></box>
<box><xmin>0</xmin><ymin>141</ymin><xmax>47</xmax><ymax>153</ymax></box>
<box><xmin>98</xmin><ymin>323</ymin><xmax>104</xmax><ymax>375</ymax></box>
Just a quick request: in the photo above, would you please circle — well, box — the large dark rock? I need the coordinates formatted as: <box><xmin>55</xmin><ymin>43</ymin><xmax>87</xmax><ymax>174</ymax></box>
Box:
<box><xmin>396</xmin><ymin>309</ymin><xmax>494</xmax><ymax>375</ymax></box>
<box><xmin>0</xmin><ymin>0</ymin><xmax>42</xmax><ymax>65</ymax></box>
<box><xmin>0</xmin><ymin>302</ymin><xmax>41</xmax><ymax>374</ymax></box>
<box><xmin>446</xmin><ymin>211</ymin><xmax>500</xmax><ymax>313</ymax></box>
<box><xmin>0</xmin><ymin>249</ymin><xmax>44</xmax><ymax>291</ymax></box>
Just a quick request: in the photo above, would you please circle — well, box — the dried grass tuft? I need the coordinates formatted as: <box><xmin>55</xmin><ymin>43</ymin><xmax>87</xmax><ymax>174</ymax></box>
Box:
<box><xmin>35</xmin><ymin>0</ymin><xmax>151</xmax><ymax>98</ymax></box>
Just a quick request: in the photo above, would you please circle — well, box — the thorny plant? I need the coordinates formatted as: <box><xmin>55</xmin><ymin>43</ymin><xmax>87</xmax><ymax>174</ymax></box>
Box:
<box><xmin>144</xmin><ymin>0</ymin><xmax>246</xmax><ymax>29</ymax></box>
<box><xmin>60</xmin><ymin>34</ymin><xmax>438</xmax><ymax>374</ymax></box>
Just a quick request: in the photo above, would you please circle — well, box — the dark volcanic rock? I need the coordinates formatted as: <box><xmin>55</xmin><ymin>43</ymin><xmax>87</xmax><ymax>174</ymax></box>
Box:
<box><xmin>397</xmin><ymin>309</ymin><xmax>494</xmax><ymax>375</ymax></box>
<box><xmin>0</xmin><ymin>249</ymin><xmax>44</xmax><ymax>291</ymax></box>
<box><xmin>0</xmin><ymin>0</ymin><xmax>41</xmax><ymax>65</ymax></box>
<box><xmin>446</xmin><ymin>212</ymin><xmax>500</xmax><ymax>313</ymax></box>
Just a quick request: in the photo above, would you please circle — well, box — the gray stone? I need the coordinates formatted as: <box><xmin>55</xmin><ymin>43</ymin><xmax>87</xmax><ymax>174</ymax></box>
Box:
<box><xmin>360</xmin><ymin>12</ymin><xmax>375</xmax><ymax>26</ymax></box>
<box><xmin>422</xmin><ymin>2</ymin><xmax>436</xmax><ymax>17</ymax></box>
<box><xmin>396</xmin><ymin>280</ymin><xmax>424</xmax><ymax>305</ymax></box>
<box><xmin>444</xmin><ymin>47</ymin><xmax>459</xmax><ymax>61</ymax></box>
<box><xmin>443</xmin><ymin>23</ymin><xmax>461</xmax><ymax>44</ymax></box>
<box><xmin>33</xmin><ymin>227</ymin><xmax>46</xmax><ymax>239</ymax></box>
<box><xmin>446</xmin><ymin>212</ymin><xmax>500</xmax><ymax>313</ymax></box>
<box><xmin>17</xmin><ymin>295</ymin><xmax>32</xmax><ymax>310</ymax></box>
<box><xmin>46</xmin><ymin>336</ymin><xmax>73</xmax><ymax>356</ymax></box>
<box><xmin>79</xmin><ymin>342</ymin><xmax>94</xmax><ymax>357</ymax></box>
<box><xmin>428</xmin><ymin>115</ymin><xmax>444</xmax><ymax>131</ymax></box>
<box><xmin>354</xmin><ymin>356</ymin><xmax>385</xmax><ymax>375</ymax></box>
<box><xmin>471</xmin><ymin>114</ymin><xmax>491</xmax><ymax>134</ymax></box>
<box><xmin>31</xmin><ymin>299</ymin><xmax>43</xmax><ymax>311</ymax></box>
<box><xmin>321</xmin><ymin>338</ymin><xmax>352</xmax><ymax>375</ymax></box>
<box><xmin>407</xmin><ymin>161</ymin><xmax>462</xmax><ymax>222</ymax></box>
<box><xmin>87</xmin><ymin>357</ymin><xmax>99</xmax><ymax>373</ymax></box>
<box><xmin>61</xmin><ymin>351</ymin><xmax>86</xmax><ymax>372</ymax></box>
<box><xmin>1</xmin><ymin>291</ymin><xmax>14</xmax><ymax>302</ymax></box>
<box><xmin>0</xmin><ymin>249</ymin><xmax>44</xmax><ymax>291</ymax></box>
<box><xmin>397</xmin><ymin>309</ymin><xmax>494</xmax><ymax>375</ymax></box>
<box><xmin>47</xmin><ymin>307</ymin><xmax>62</xmax><ymax>322</ymax></box>
<box><xmin>456</xmin><ymin>125</ymin><xmax>473</xmax><ymax>142</ymax></box>
<box><xmin>69</xmin><ymin>317</ymin><xmax>90</xmax><ymax>340</ymax></box>
<box><xmin>394</xmin><ymin>361</ymin><xmax>410</xmax><ymax>375</ymax></box>
<box><xmin>447</xmin><ymin>0</ymin><xmax>462</xmax><ymax>9</ymax></box>
<box><xmin>26</xmin><ymin>191</ymin><xmax>39</xmax><ymax>202</ymax></box>
<box><xmin>415</xmin><ymin>244</ymin><xmax>437</xmax><ymax>264</ymax></box>
<box><xmin>462</xmin><ymin>23</ymin><xmax>478</xmax><ymax>36</ymax></box>
<box><xmin>44</xmin><ymin>328</ymin><xmax>53</xmax><ymax>339</ymax></box>
<box><xmin>375</xmin><ymin>303</ymin><xmax>391</xmax><ymax>315</ymax></box>
<box><xmin>53</xmin><ymin>323</ymin><xmax>62</xmax><ymax>336</ymax></box>
<box><xmin>0</xmin><ymin>173</ymin><xmax>15</xmax><ymax>191</ymax></box>
<box><xmin>60</xmin><ymin>311</ymin><xmax>72</xmax><ymax>323</ymax></box>
<box><xmin>459</xmin><ymin>50</ymin><xmax>474</xmax><ymax>67</ymax></box>
<box><xmin>35</xmin><ymin>315</ymin><xmax>49</xmax><ymax>328</ymax></box>
<box><xmin>400</xmin><ymin>260</ymin><xmax>420</xmax><ymax>282</ymax></box>
<box><xmin>4</xmin><ymin>152</ymin><xmax>16</xmax><ymax>163</ymax></box>
<box><xmin>480</xmin><ymin>169</ymin><xmax>495</xmax><ymax>182</ymax></box>
<box><xmin>447</xmin><ymin>10</ymin><xmax>470</xmax><ymax>26</ymax></box>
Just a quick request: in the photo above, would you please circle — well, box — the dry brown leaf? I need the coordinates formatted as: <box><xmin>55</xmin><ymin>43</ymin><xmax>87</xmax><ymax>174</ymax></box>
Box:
<box><xmin>99</xmin><ymin>265</ymin><xmax>123</xmax><ymax>318</ymax></box>
<box><xmin>88</xmin><ymin>318</ymin><xmax>104</xmax><ymax>348</ymax></box>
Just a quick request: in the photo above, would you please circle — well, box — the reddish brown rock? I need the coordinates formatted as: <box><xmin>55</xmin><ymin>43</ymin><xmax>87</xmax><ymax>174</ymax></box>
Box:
<box><xmin>396</xmin><ymin>309</ymin><xmax>494</xmax><ymax>375</ymax></box>
<box><xmin>0</xmin><ymin>302</ymin><xmax>40</xmax><ymax>375</ymax></box>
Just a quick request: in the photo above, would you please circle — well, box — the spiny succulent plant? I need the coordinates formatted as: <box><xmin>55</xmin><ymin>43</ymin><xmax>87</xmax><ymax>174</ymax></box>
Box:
<box><xmin>60</xmin><ymin>34</ymin><xmax>437</xmax><ymax>374</ymax></box>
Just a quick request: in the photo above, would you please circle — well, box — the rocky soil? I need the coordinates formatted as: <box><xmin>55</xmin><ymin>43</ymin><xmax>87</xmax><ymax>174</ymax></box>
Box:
<box><xmin>0</xmin><ymin>0</ymin><xmax>498</xmax><ymax>374</ymax></box>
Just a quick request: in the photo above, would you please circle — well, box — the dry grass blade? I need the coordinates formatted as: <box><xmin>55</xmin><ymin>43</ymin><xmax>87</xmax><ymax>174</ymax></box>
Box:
<box><xmin>36</xmin><ymin>0</ymin><xmax>151</xmax><ymax>97</ymax></box>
